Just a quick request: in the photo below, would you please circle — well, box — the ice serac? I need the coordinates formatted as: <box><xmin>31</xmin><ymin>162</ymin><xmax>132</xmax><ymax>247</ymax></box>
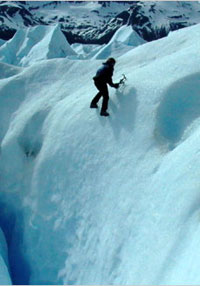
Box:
<box><xmin>111</xmin><ymin>25</ymin><xmax>146</xmax><ymax>46</ymax></box>
<box><xmin>1</xmin><ymin>20</ymin><xmax>200</xmax><ymax>285</ymax></box>
<box><xmin>93</xmin><ymin>25</ymin><xmax>145</xmax><ymax>59</ymax></box>
<box><xmin>0</xmin><ymin>24</ymin><xmax>77</xmax><ymax>66</ymax></box>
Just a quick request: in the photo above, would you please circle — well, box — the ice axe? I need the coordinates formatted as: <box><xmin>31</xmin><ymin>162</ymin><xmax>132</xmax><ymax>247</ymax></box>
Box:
<box><xmin>119</xmin><ymin>74</ymin><xmax>127</xmax><ymax>86</ymax></box>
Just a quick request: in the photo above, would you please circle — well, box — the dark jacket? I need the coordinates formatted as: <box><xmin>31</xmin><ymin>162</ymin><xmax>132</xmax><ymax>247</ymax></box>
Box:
<box><xmin>93</xmin><ymin>63</ymin><xmax>115</xmax><ymax>87</ymax></box>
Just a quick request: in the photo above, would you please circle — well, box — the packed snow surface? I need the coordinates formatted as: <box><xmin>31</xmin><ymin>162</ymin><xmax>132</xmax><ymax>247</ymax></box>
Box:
<box><xmin>0</xmin><ymin>22</ymin><xmax>200</xmax><ymax>285</ymax></box>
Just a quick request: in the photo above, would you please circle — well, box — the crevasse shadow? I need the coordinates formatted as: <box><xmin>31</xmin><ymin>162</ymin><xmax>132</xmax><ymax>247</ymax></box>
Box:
<box><xmin>0</xmin><ymin>200</ymin><xmax>31</xmax><ymax>284</ymax></box>
<box><xmin>155</xmin><ymin>72</ymin><xmax>200</xmax><ymax>148</ymax></box>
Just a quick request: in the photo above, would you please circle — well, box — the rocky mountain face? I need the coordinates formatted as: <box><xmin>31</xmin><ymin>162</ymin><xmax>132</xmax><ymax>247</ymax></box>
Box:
<box><xmin>0</xmin><ymin>1</ymin><xmax>200</xmax><ymax>44</ymax></box>
<box><xmin>128</xmin><ymin>1</ymin><xmax>200</xmax><ymax>41</ymax></box>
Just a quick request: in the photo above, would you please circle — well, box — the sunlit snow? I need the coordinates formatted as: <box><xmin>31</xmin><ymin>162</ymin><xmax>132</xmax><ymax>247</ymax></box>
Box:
<box><xmin>0</xmin><ymin>21</ymin><xmax>200</xmax><ymax>285</ymax></box>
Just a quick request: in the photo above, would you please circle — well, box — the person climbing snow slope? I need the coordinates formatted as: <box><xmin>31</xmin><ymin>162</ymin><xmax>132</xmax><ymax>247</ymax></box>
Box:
<box><xmin>90</xmin><ymin>57</ymin><xmax>119</xmax><ymax>117</ymax></box>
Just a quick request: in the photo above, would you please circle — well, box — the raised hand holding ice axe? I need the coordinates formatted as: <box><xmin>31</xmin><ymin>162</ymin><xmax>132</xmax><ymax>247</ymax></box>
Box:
<box><xmin>118</xmin><ymin>74</ymin><xmax>127</xmax><ymax>90</ymax></box>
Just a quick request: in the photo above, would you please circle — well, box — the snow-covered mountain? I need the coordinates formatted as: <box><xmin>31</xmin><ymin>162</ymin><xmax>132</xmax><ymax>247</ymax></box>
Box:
<box><xmin>1</xmin><ymin>1</ymin><xmax>200</xmax><ymax>44</ymax></box>
<box><xmin>1</xmin><ymin>9</ymin><xmax>200</xmax><ymax>285</ymax></box>
<box><xmin>128</xmin><ymin>1</ymin><xmax>200</xmax><ymax>40</ymax></box>
<box><xmin>0</xmin><ymin>1</ymin><xmax>132</xmax><ymax>43</ymax></box>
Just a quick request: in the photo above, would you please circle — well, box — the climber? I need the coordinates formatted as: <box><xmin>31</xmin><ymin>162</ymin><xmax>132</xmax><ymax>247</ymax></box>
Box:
<box><xmin>90</xmin><ymin>57</ymin><xmax>119</xmax><ymax>117</ymax></box>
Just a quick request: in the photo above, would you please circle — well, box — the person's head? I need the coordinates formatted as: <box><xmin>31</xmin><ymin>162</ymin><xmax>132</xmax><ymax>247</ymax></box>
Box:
<box><xmin>106</xmin><ymin>57</ymin><xmax>116</xmax><ymax>66</ymax></box>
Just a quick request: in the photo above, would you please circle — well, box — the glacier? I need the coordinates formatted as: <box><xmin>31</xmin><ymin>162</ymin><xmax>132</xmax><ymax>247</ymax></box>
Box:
<box><xmin>93</xmin><ymin>25</ymin><xmax>146</xmax><ymax>59</ymax></box>
<box><xmin>0</xmin><ymin>24</ymin><xmax>77</xmax><ymax>66</ymax></box>
<box><xmin>0</xmin><ymin>20</ymin><xmax>200</xmax><ymax>285</ymax></box>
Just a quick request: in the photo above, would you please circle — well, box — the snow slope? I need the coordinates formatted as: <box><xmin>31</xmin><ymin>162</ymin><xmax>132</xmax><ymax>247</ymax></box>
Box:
<box><xmin>0</xmin><ymin>21</ymin><xmax>200</xmax><ymax>285</ymax></box>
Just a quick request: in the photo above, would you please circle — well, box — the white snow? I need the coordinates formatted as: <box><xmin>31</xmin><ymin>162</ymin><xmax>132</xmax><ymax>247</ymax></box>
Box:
<box><xmin>0</xmin><ymin>20</ymin><xmax>200</xmax><ymax>285</ymax></box>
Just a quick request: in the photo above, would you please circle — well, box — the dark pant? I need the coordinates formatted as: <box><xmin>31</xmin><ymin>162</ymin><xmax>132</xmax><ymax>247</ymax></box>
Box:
<box><xmin>91</xmin><ymin>79</ymin><xmax>109</xmax><ymax>112</ymax></box>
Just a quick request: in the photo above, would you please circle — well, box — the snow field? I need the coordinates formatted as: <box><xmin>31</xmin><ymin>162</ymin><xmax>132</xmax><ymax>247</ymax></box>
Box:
<box><xmin>0</xmin><ymin>22</ymin><xmax>200</xmax><ymax>284</ymax></box>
